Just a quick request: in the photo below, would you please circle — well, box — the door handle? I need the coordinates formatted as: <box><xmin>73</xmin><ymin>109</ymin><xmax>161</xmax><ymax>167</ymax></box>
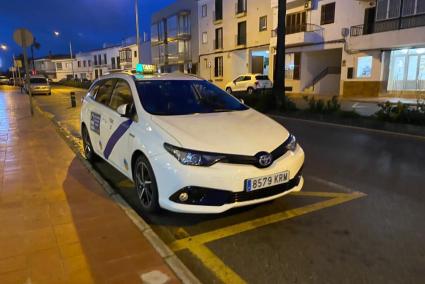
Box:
<box><xmin>129</xmin><ymin>133</ymin><xmax>135</xmax><ymax>138</ymax></box>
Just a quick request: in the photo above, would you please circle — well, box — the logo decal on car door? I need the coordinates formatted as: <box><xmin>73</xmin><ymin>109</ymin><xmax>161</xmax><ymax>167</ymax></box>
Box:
<box><xmin>103</xmin><ymin>120</ymin><xmax>133</xmax><ymax>159</ymax></box>
<box><xmin>90</xmin><ymin>112</ymin><xmax>101</xmax><ymax>135</ymax></box>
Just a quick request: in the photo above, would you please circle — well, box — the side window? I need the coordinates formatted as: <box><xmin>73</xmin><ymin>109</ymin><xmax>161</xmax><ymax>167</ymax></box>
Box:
<box><xmin>243</xmin><ymin>76</ymin><xmax>252</xmax><ymax>81</ymax></box>
<box><xmin>234</xmin><ymin>76</ymin><xmax>244</xmax><ymax>83</ymax></box>
<box><xmin>95</xmin><ymin>79</ymin><xmax>116</xmax><ymax>105</ymax></box>
<box><xmin>89</xmin><ymin>82</ymin><xmax>101</xmax><ymax>98</ymax></box>
<box><xmin>109</xmin><ymin>79</ymin><xmax>134</xmax><ymax>111</ymax></box>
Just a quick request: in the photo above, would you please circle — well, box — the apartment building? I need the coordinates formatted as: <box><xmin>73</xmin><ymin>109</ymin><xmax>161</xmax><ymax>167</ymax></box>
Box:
<box><xmin>73</xmin><ymin>52</ymin><xmax>93</xmax><ymax>81</ymax></box>
<box><xmin>271</xmin><ymin>0</ymin><xmax>425</xmax><ymax>97</ymax></box>
<box><xmin>347</xmin><ymin>0</ymin><xmax>425</xmax><ymax>96</ymax></box>
<box><xmin>33</xmin><ymin>56</ymin><xmax>61</xmax><ymax>81</ymax></box>
<box><xmin>119</xmin><ymin>41</ymin><xmax>152</xmax><ymax>71</ymax></box>
<box><xmin>85</xmin><ymin>44</ymin><xmax>122</xmax><ymax>80</ymax></box>
<box><xmin>151</xmin><ymin>0</ymin><xmax>199</xmax><ymax>74</ymax></box>
<box><xmin>198</xmin><ymin>0</ymin><xmax>273</xmax><ymax>88</ymax></box>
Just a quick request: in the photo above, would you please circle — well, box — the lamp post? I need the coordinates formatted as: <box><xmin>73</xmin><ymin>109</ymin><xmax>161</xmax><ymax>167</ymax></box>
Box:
<box><xmin>135</xmin><ymin>0</ymin><xmax>142</xmax><ymax>64</ymax></box>
<box><xmin>53</xmin><ymin>31</ymin><xmax>75</xmax><ymax>78</ymax></box>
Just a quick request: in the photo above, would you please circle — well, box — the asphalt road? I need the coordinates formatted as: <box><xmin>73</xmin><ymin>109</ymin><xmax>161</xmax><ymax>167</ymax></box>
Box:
<box><xmin>15</xmin><ymin>85</ymin><xmax>425</xmax><ymax>283</ymax></box>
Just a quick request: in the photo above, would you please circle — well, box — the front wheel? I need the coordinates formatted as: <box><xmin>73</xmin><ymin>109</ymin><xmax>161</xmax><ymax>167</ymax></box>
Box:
<box><xmin>82</xmin><ymin>126</ymin><xmax>97</xmax><ymax>163</ymax></box>
<box><xmin>133</xmin><ymin>155</ymin><xmax>160</xmax><ymax>213</ymax></box>
<box><xmin>247</xmin><ymin>87</ymin><xmax>254</xmax><ymax>95</ymax></box>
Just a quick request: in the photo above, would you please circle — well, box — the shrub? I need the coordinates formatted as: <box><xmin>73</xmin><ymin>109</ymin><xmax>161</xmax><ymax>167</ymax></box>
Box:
<box><xmin>235</xmin><ymin>89</ymin><xmax>296</xmax><ymax>113</ymax></box>
<box><xmin>303</xmin><ymin>95</ymin><xmax>340</xmax><ymax>113</ymax></box>
<box><xmin>56</xmin><ymin>80</ymin><xmax>91</xmax><ymax>89</ymax></box>
<box><xmin>376</xmin><ymin>101</ymin><xmax>425</xmax><ymax>125</ymax></box>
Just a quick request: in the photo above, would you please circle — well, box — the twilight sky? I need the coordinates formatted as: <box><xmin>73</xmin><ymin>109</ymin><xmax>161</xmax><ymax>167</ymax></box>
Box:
<box><xmin>0</xmin><ymin>0</ymin><xmax>175</xmax><ymax>70</ymax></box>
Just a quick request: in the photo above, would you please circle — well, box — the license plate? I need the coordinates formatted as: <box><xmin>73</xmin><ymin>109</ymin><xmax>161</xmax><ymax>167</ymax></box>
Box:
<box><xmin>244</xmin><ymin>171</ymin><xmax>290</xmax><ymax>192</ymax></box>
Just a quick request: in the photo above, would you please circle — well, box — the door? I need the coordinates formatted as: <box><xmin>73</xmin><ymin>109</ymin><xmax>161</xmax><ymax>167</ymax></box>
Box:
<box><xmin>363</xmin><ymin>7</ymin><xmax>376</xmax><ymax>35</ymax></box>
<box><xmin>103</xmin><ymin>79</ymin><xmax>136</xmax><ymax>173</ymax></box>
<box><xmin>90</xmin><ymin>79</ymin><xmax>117</xmax><ymax>154</ymax></box>
<box><xmin>252</xmin><ymin>56</ymin><xmax>264</xmax><ymax>74</ymax></box>
<box><xmin>232</xmin><ymin>76</ymin><xmax>244</xmax><ymax>91</ymax></box>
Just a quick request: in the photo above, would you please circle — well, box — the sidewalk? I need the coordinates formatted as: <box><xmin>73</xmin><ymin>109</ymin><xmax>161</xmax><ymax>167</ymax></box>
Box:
<box><xmin>0</xmin><ymin>91</ymin><xmax>179</xmax><ymax>283</ymax></box>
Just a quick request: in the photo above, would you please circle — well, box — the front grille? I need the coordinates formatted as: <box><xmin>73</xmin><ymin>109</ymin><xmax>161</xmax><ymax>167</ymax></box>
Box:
<box><xmin>230</xmin><ymin>175</ymin><xmax>301</xmax><ymax>203</ymax></box>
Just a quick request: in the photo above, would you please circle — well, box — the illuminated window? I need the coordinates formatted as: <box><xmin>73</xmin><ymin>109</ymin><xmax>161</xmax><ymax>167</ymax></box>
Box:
<box><xmin>357</xmin><ymin>56</ymin><xmax>373</xmax><ymax>78</ymax></box>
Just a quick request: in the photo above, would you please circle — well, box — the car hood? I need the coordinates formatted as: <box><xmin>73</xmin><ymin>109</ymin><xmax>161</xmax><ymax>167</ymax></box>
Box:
<box><xmin>152</xmin><ymin>109</ymin><xmax>289</xmax><ymax>155</ymax></box>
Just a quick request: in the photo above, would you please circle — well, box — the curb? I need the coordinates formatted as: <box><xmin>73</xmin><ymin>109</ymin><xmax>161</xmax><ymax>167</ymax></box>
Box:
<box><xmin>33</xmin><ymin>103</ymin><xmax>201</xmax><ymax>284</ymax></box>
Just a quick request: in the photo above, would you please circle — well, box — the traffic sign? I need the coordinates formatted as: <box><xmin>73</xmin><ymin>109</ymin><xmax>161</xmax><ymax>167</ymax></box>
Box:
<box><xmin>13</xmin><ymin>28</ymin><xmax>34</xmax><ymax>48</ymax></box>
<box><xmin>14</xmin><ymin>59</ymin><xmax>22</xmax><ymax>68</ymax></box>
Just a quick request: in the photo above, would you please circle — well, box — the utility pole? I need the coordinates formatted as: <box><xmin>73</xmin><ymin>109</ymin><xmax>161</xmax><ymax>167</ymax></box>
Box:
<box><xmin>69</xmin><ymin>41</ymin><xmax>75</xmax><ymax>78</ymax></box>
<box><xmin>135</xmin><ymin>0</ymin><xmax>142</xmax><ymax>64</ymax></box>
<box><xmin>273</xmin><ymin>0</ymin><xmax>287</xmax><ymax>99</ymax></box>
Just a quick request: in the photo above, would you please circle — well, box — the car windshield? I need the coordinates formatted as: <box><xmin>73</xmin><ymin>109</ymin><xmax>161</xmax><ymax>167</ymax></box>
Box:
<box><xmin>255</xmin><ymin>75</ymin><xmax>269</xmax><ymax>80</ymax></box>
<box><xmin>136</xmin><ymin>80</ymin><xmax>248</xmax><ymax>115</ymax></box>
<box><xmin>30</xmin><ymin>78</ymin><xmax>47</xmax><ymax>84</ymax></box>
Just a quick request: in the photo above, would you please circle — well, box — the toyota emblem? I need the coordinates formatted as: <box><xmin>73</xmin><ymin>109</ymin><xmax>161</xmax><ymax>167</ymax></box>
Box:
<box><xmin>257</xmin><ymin>152</ymin><xmax>273</xmax><ymax>167</ymax></box>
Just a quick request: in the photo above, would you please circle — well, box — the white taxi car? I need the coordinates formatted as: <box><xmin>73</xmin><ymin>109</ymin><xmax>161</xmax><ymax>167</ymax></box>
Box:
<box><xmin>80</xmin><ymin>70</ymin><xmax>304</xmax><ymax>214</ymax></box>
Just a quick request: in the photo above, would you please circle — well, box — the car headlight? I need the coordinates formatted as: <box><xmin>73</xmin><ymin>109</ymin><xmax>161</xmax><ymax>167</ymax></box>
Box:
<box><xmin>164</xmin><ymin>143</ymin><xmax>225</xmax><ymax>167</ymax></box>
<box><xmin>286</xmin><ymin>135</ymin><xmax>297</xmax><ymax>151</ymax></box>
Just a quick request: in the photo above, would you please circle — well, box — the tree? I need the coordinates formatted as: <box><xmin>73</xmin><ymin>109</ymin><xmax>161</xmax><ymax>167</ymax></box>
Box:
<box><xmin>273</xmin><ymin>0</ymin><xmax>286</xmax><ymax>99</ymax></box>
<box><xmin>31</xmin><ymin>38</ymin><xmax>41</xmax><ymax>70</ymax></box>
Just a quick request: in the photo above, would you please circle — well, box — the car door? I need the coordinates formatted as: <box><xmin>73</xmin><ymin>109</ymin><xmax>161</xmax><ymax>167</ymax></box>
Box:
<box><xmin>242</xmin><ymin>75</ymin><xmax>252</xmax><ymax>90</ymax></box>
<box><xmin>233</xmin><ymin>76</ymin><xmax>244</xmax><ymax>91</ymax></box>
<box><xmin>103</xmin><ymin>79</ymin><xmax>136</xmax><ymax>174</ymax></box>
<box><xmin>90</xmin><ymin>79</ymin><xmax>117</xmax><ymax>155</ymax></box>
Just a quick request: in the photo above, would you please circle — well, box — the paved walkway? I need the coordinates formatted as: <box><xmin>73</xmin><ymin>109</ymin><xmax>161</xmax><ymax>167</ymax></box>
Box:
<box><xmin>0</xmin><ymin>89</ymin><xmax>179</xmax><ymax>283</ymax></box>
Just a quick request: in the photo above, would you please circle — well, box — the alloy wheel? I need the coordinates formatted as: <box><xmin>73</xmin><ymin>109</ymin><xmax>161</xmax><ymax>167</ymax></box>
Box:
<box><xmin>135</xmin><ymin>162</ymin><xmax>153</xmax><ymax>207</ymax></box>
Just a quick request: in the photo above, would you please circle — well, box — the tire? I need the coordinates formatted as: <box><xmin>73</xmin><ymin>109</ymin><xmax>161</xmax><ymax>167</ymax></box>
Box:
<box><xmin>133</xmin><ymin>155</ymin><xmax>160</xmax><ymax>213</ymax></box>
<box><xmin>48</xmin><ymin>92</ymin><xmax>52</xmax><ymax>96</ymax></box>
<box><xmin>82</xmin><ymin>126</ymin><xmax>97</xmax><ymax>163</ymax></box>
<box><xmin>247</xmin><ymin>87</ymin><xmax>254</xmax><ymax>95</ymax></box>
<box><xmin>226</xmin><ymin>87</ymin><xmax>232</xmax><ymax>94</ymax></box>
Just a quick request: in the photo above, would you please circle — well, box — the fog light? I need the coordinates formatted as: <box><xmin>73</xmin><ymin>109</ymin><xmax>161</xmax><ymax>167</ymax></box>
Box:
<box><xmin>179</xmin><ymin>192</ymin><xmax>189</xmax><ymax>202</ymax></box>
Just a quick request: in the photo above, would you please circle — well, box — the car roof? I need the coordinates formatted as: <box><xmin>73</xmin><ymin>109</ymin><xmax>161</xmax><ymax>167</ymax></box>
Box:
<box><xmin>97</xmin><ymin>72</ymin><xmax>204</xmax><ymax>82</ymax></box>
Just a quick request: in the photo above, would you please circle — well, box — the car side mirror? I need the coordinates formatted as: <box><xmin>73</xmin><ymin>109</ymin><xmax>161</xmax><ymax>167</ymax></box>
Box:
<box><xmin>117</xmin><ymin>104</ymin><xmax>131</xmax><ymax>117</ymax></box>
<box><xmin>240</xmin><ymin>98</ymin><xmax>245</xmax><ymax>104</ymax></box>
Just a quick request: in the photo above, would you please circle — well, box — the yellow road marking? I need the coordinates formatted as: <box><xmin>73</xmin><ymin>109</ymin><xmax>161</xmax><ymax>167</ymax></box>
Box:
<box><xmin>190</xmin><ymin>244</ymin><xmax>246</xmax><ymax>284</ymax></box>
<box><xmin>170</xmin><ymin>192</ymin><xmax>366</xmax><ymax>252</ymax></box>
<box><xmin>290</xmin><ymin>191</ymin><xmax>352</xmax><ymax>198</ymax></box>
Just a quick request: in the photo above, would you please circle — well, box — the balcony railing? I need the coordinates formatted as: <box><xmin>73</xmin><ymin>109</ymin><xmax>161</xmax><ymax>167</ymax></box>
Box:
<box><xmin>272</xmin><ymin>23</ymin><xmax>324</xmax><ymax>37</ymax></box>
<box><xmin>350</xmin><ymin>14</ymin><xmax>425</xmax><ymax>37</ymax></box>
<box><xmin>236</xmin><ymin>34</ymin><xmax>246</xmax><ymax>46</ymax></box>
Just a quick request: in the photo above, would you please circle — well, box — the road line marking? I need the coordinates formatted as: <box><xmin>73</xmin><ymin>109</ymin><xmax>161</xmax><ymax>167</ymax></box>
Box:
<box><xmin>306</xmin><ymin>176</ymin><xmax>356</xmax><ymax>193</ymax></box>
<box><xmin>189</xmin><ymin>244</ymin><xmax>246</xmax><ymax>284</ymax></box>
<box><xmin>290</xmin><ymin>191</ymin><xmax>354</xmax><ymax>198</ymax></box>
<box><xmin>271</xmin><ymin>115</ymin><xmax>425</xmax><ymax>140</ymax></box>
<box><xmin>169</xmin><ymin>192</ymin><xmax>366</xmax><ymax>252</ymax></box>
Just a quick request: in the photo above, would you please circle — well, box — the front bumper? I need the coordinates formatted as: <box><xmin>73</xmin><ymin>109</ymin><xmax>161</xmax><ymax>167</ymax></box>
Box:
<box><xmin>151</xmin><ymin>145</ymin><xmax>305</xmax><ymax>214</ymax></box>
<box><xmin>31</xmin><ymin>88</ymin><xmax>51</xmax><ymax>94</ymax></box>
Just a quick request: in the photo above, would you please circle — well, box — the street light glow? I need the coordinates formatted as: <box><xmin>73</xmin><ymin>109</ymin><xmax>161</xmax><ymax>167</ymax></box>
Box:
<box><xmin>54</xmin><ymin>31</ymin><xmax>60</xmax><ymax>37</ymax></box>
<box><xmin>0</xmin><ymin>44</ymin><xmax>7</xmax><ymax>51</ymax></box>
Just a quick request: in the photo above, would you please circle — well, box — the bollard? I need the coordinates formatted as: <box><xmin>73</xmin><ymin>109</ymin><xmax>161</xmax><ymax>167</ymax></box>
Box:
<box><xmin>70</xmin><ymin>92</ymin><xmax>76</xmax><ymax>108</ymax></box>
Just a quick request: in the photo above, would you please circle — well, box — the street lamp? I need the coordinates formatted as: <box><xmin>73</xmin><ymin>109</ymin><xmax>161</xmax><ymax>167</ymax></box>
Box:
<box><xmin>53</xmin><ymin>31</ymin><xmax>75</xmax><ymax>78</ymax></box>
<box><xmin>0</xmin><ymin>44</ymin><xmax>7</xmax><ymax>51</ymax></box>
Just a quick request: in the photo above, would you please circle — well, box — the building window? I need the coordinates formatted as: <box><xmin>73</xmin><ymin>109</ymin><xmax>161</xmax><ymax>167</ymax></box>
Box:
<box><xmin>100</xmin><ymin>69</ymin><xmax>103</xmax><ymax>76</ymax></box>
<box><xmin>117</xmin><ymin>56</ymin><xmax>121</xmax><ymax>69</ymax></box>
<box><xmin>215</xmin><ymin>0</ymin><xmax>223</xmax><ymax>21</ymax></box>
<box><xmin>202</xmin><ymin>4</ymin><xmax>207</xmax><ymax>17</ymax></box>
<box><xmin>104</xmin><ymin>54</ymin><xmax>107</xmax><ymax>65</ymax></box>
<box><xmin>56</xmin><ymin>62</ymin><xmax>63</xmax><ymax>70</ymax></box>
<box><xmin>134</xmin><ymin>50</ymin><xmax>137</xmax><ymax>58</ymax></box>
<box><xmin>88</xmin><ymin>60</ymin><xmax>91</xmax><ymax>67</ymax></box>
<box><xmin>321</xmin><ymin>2</ymin><xmax>336</xmax><ymax>25</ymax></box>
<box><xmin>98</xmin><ymin>55</ymin><xmax>102</xmax><ymax>65</ymax></box>
<box><xmin>236</xmin><ymin>0</ymin><xmax>247</xmax><ymax>14</ymax></box>
<box><xmin>215</xmin><ymin>28</ymin><xmax>223</xmax><ymax>49</ymax></box>
<box><xmin>259</xmin><ymin>16</ymin><xmax>267</xmax><ymax>31</ymax></box>
<box><xmin>286</xmin><ymin>11</ymin><xmax>307</xmax><ymax>34</ymax></box>
<box><xmin>357</xmin><ymin>56</ymin><xmax>373</xmax><ymax>78</ymax></box>
<box><xmin>214</xmin><ymin>56</ymin><xmax>223</xmax><ymax>77</ymax></box>
<box><xmin>401</xmin><ymin>0</ymin><xmax>425</xmax><ymax>16</ymax></box>
<box><xmin>202</xmin><ymin>32</ymin><xmax>208</xmax><ymax>44</ymax></box>
<box><xmin>111</xmin><ymin>57</ymin><xmax>116</xmax><ymax>70</ymax></box>
<box><xmin>237</xmin><ymin>21</ymin><xmax>247</xmax><ymax>45</ymax></box>
<box><xmin>83</xmin><ymin>60</ymin><xmax>86</xmax><ymax>67</ymax></box>
<box><xmin>376</xmin><ymin>0</ymin><xmax>402</xmax><ymax>20</ymax></box>
<box><xmin>78</xmin><ymin>61</ymin><xmax>81</xmax><ymax>68</ymax></box>
<box><xmin>93</xmin><ymin>55</ymin><xmax>97</xmax><ymax>66</ymax></box>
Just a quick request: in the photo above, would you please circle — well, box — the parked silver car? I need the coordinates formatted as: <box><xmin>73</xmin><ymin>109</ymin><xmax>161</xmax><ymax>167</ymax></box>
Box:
<box><xmin>0</xmin><ymin>76</ymin><xmax>9</xmax><ymax>85</ymax></box>
<box><xmin>27</xmin><ymin>76</ymin><xmax>51</xmax><ymax>95</ymax></box>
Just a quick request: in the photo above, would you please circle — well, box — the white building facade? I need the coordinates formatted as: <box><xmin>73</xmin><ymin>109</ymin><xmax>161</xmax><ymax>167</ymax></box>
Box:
<box><xmin>270</xmin><ymin>0</ymin><xmax>425</xmax><ymax>97</ymax></box>
<box><xmin>151</xmin><ymin>0</ymin><xmax>199</xmax><ymax>74</ymax></box>
<box><xmin>198</xmin><ymin>0</ymin><xmax>273</xmax><ymax>88</ymax></box>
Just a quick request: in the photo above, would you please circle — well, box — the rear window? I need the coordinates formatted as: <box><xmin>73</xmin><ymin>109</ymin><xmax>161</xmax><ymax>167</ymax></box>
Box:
<box><xmin>255</xmin><ymin>75</ymin><xmax>270</xmax><ymax>80</ymax></box>
<box><xmin>30</xmin><ymin>78</ymin><xmax>47</xmax><ymax>84</ymax></box>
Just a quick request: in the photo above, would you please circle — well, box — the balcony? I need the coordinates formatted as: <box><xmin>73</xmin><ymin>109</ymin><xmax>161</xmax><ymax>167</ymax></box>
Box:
<box><xmin>271</xmin><ymin>24</ymin><xmax>324</xmax><ymax>47</ymax></box>
<box><xmin>349</xmin><ymin>14</ymin><xmax>425</xmax><ymax>50</ymax></box>
<box><xmin>168</xmin><ymin>52</ymin><xmax>191</xmax><ymax>64</ymax></box>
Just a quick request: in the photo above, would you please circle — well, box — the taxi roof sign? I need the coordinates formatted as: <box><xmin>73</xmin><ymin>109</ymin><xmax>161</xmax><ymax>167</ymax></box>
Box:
<box><xmin>135</xmin><ymin>64</ymin><xmax>156</xmax><ymax>74</ymax></box>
